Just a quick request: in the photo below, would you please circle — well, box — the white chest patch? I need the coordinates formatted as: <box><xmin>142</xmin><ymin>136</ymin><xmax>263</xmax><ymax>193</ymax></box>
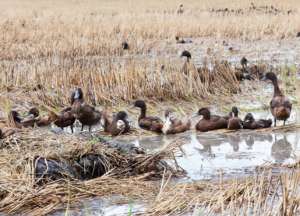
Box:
<box><xmin>162</xmin><ymin>116</ymin><xmax>172</xmax><ymax>134</ymax></box>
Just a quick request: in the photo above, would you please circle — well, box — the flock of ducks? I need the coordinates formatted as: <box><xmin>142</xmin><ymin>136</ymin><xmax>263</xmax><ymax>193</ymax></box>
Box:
<box><xmin>2</xmin><ymin>71</ymin><xmax>292</xmax><ymax>138</ymax></box>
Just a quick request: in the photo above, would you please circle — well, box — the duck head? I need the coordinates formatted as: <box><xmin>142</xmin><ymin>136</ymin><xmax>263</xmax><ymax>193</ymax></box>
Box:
<box><xmin>244</xmin><ymin>113</ymin><xmax>254</xmax><ymax>123</ymax></box>
<box><xmin>262</xmin><ymin>72</ymin><xmax>277</xmax><ymax>84</ymax></box>
<box><xmin>197</xmin><ymin>108</ymin><xmax>211</xmax><ymax>119</ymax></box>
<box><xmin>231</xmin><ymin>106</ymin><xmax>239</xmax><ymax>117</ymax></box>
<box><xmin>134</xmin><ymin>100</ymin><xmax>146</xmax><ymax>110</ymax></box>
<box><xmin>28</xmin><ymin>107</ymin><xmax>39</xmax><ymax>118</ymax></box>
<box><xmin>180</xmin><ymin>50</ymin><xmax>191</xmax><ymax>61</ymax></box>
<box><xmin>116</xmin><ymin>111</ymin><xmax>128</xmax><ymax>121</ymax></box>
<box><xmin>240</xmin><ymin>57</ymin><xmax>248</xmax><ymax>68</ymax></box>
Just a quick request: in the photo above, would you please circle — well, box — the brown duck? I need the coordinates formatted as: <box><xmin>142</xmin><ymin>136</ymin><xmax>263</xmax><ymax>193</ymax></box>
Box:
<box><xmin>227</xmin><ymin>107</ymin><xmax>243</xmax><ymax>130</ymax></box>
<box><xmin>162</xmin><ymin>109</ymin><xmax>191</xmax><ymax>134</ymax></box>
<box><xmin>263</xmin><ymin>72</ymin><xmax>292</xmax><ymax>126</ymax></box>
<box><xmin>101</xmin><ymin>111</ymin><xmax>130</xmax><ymax>136</ymax></box>
<box><xmin>195</xmin><ymin>108</ymin><xmax>228</xmax><ymax>132</ymax></box>
<box><xmin>133</xmin><ymin>100</ymin><xmax>163</xmax><ymax>133</ymax></box>
<box><xmin>50</xmin><ymin>107</ymin><xmax>76</xmax><ymax>132</ymax></box>
<box><xmin>72</xmin><ymin>103</ymin><xmax>101</xmax><ymax>132</ymax></box>
<box><xmin>71</xmin><ymin>88</ymin><xmax>101</xmax><ymax>131</ymax></box>
<box><xmin>243</xmin><ymin>113</ymin><xmax>272</xmax><ymax>129</ymax></box>
<box><xmin>21</xmin><ymin>107</ymin><xmax>40</xmax><ymax>127</ymax></box>
<box><xmin>9</xmin><ymin>108</ymin><xmax>39</xmax><ymax>128</ymax></box>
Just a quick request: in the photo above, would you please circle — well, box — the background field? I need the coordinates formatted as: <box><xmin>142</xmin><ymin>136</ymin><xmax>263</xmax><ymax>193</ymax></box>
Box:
<box><xmin>0</xmin><ymin>0</ymin><xmax>299</xmax><ymax>108</ymax></box>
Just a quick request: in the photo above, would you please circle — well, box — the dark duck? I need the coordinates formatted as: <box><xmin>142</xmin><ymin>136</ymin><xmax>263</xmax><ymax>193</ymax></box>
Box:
<box><xmin>227</xmin><ymin>106</ymin><xmax>243</xmax><ymax>130</ymax></box>
<box><xmin>9</xmin><ymin>107</ymin><xmax>39</xmax><ymax>128</ymax></box>
<box><xmin>195</xmin><ymin>108</ymin><xmax>228</xmax><ymax>132</ymax></box>
<box><xmin>180</xmin><ymin>50</ymin><xmax>191</xmax><ymax>62</ymax></box>
<box><xmin>71</xmin><ymin>88</ymin><xmax>101</xmax><ymax>131</ymax></box>
<box><xmin>50</xmin><ymin>107</ymin><xmax>76</xmax><ymax>133</ymax></box>
<box><xmin>101</xmin><ymin>110</ymin><xmax>130</xmax><ymax>136</ymax></box>
<box><xmin>133</xmin><ymin>100</ymin><xmax>163</xmax><ymax>133</ymax></box>
<box><xmin>162</xmin><ymin>109</ymin><xmax>191</xmax><ymax>134</ymax></box>
<box><xmin>243</xmin><ymin>113</ymin><xmax>272</xmax><ymax>129</ymax></box>
<box><xmin>262</xmin><ymin>72</ymin><xmax>292</xmax><ymax>126</ymax></box>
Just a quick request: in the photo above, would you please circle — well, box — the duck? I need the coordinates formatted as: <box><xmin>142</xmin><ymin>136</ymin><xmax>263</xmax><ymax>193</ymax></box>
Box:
<box><xmin>71</xmin><ymin>88</ymin><xmax>101</xmax><ymax>131</ymax></box>
<box><xmin>195</xmin><ymin>108</ymin><xmax>228</xmax><ymax>132</ymax></box>
<box><xmin>122</xmin><ymin>41</ymin><xmax>129</xmax><ymax>50</ymax></box>
<box><xmin>227</xmin><ymin>107</ymin><xmax>243</xmax><ymax>130</ymax></box>
<box><xmin>133</xmin><ymin>100</ymin><xmax>163</xmax><ymax>133</ymax></box>
<box><xmin>240</xmin><ymin>57</ymin><xmax>248</xmax><ymax>70</ymax></box>
<box><xmin>243</xmin><ymin>113</ymin><xmax>272</xmax><ymax>129</ymax></box>
<box><xmin>21</xmin><ymin>107</ymin><xmax>40</xmax><ymax>127</ymax></box>
<box><xmin>180</xmin><ymin>50</ymin><xmax>191</xmax><ymax>62</ymax></box>
<box><xmin>72</xmin><ymin>103</ymin><xmax>101</xmax><ymax>132</ymax></box>
<box><xmin>162</xmin><ymin>109</ymin><xmax>191</xmax><ymax>134</ymax></box>
<box><xmin>177</xmin><ymin>4</ymin><xmax>184</xmax><ymax>14</ymax></box>
<box><xmin>263</xmin><ymin>72</ymin><xmax>292</xmax><ymax>126</ymax></box>
<box><xmin>50</xmin><ymin>107</ymin><xmax>76</xmax><ymax>133</ymax></box>
<box><xmin>70</xmin><ymin>87</ymin><xmax>84</xmax><ymax>105</ymax></box>
<box><xmin>9</xmin><ymin>110</ymin><xmax>23</xmax><ymax>128</ymax></box>
<box><xmin>9</xmin><ymin>108</ymin><xmax>39</xmax><ymax>128</ymax></box>
<box><xmin>101</xmin><ymin>110</ymin><xmax>130</xmax><ymax>136</ymax></box>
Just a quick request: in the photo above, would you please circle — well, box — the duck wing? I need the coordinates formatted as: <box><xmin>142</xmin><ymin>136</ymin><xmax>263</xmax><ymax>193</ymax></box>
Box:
<box><xmin>271</xmin><ymin>96</ymin><xmax>292</xmax><ymax>109</ymax></box>
<box><xmin>139</xmin><ymin>116</ymin><xmax>163</xmax><ymax>131</ymax></box>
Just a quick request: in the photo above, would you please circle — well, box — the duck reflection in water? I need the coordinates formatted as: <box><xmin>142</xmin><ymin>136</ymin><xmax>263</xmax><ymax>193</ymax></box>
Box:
<box><xmin>226</xmin><ymin>134</ymin><xmax>241</xmax><ymax>152</ymax></box>
<box><xmin>195</xmin><ymin>134</ymin><xmax>227</xmax><ymax>157</ymax></box>
<box><xmin>271</xmin><ymin>135</ymin><xmax>293</xmax><ymax>163</ymax></box>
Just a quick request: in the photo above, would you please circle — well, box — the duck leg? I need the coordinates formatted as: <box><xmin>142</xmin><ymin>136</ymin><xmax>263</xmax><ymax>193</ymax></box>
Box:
<box><xmin>81</xmin><ymin>124</ymin><xmax>84</xmax><ymax>131</ymax></box>
<box><xmin>283</xmin><ymin>120</ymin><xmax>286</xmax><ymax>126</ymax></box>
<box><xmin>274</xmin><ymin>118</ymin><xmax>277</xmax><ymax>127</ymax></box>
<box><xmin>89</xmin><ymin>125</ymin><xmax>92</xmax><ymax>132</ymax></box>
<box><xmin>70</xmin><ymin>125</ymin><xmax>74</xmax><ymax>133</ymax></box>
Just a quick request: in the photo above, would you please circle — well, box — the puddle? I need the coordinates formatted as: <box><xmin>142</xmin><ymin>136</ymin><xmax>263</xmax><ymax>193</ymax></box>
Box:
<box><xmin>110</xmin><ymin>108</ymin><xmax>300</xmax><ymax>181</ymax></box>
<box><xmin>51</xmin><ymin>197</ymin><xmax>145</xmax><ymax>216</ymax></box>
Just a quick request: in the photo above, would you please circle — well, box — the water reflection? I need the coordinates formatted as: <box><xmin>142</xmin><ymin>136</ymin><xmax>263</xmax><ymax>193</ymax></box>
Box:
<box><xmin>271</xmin><ymin>136</ymin><xmax>293</xmax><ymax>163</ymax></box>
<box><xmin>120</xmin><ymin>128</ymin><xmax>300</xmax><ymax>180</ymax></box>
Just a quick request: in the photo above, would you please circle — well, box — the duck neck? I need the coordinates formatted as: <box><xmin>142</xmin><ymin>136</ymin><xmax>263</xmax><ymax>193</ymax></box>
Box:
<box><xmin>272</xmin><ymin>79</ymin><xmax>282</xmax><ymax>96</ymax></box>
<box><xmin>139</xmin><ymin>107</ymin><xmax>146</xmax><ymax>119</ymax></box>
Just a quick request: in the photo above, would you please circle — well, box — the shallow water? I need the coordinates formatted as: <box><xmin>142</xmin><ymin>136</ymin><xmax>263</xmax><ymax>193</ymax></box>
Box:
<box><xmin>51</xmin><ymin>197</ymin><xmax>145</xmax><ymax>216</ymax></box>
<box><xmin>51</xmin><ymin>108</ymin><xmax>300</xmax><ymax>215</ymax></box>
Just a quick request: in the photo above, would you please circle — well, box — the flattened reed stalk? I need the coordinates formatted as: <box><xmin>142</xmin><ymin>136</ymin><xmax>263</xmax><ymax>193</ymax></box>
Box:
<box><xmin>1</xmin><ymin>129</ymin><xmax>300</xmax><ymax>215</ymax></box>
<box><xmin>0</xmin><ymin>58</ymin><xmax>240</xmax><ymax>106</ymax></box>
<box><xmin>0</xmin><ymin>130</ymin><xmax>183</xmax><ymax>215</ymax></box>
<box><xmin>145</xmin><ymin>171</ymin><xmax>300</xmax><ymax>216</ymax></box>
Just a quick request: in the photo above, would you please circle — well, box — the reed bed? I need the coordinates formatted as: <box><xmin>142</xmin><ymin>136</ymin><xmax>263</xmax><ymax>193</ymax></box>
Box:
<box><xmin>0</xmin><ymin>58</ymin><xmax>241</xmax><ymax>106</ymax></box>
<box><xmin>0</xmin><ymin>0</ymin><xmax>298</xmax><ymax>106</ymax></box>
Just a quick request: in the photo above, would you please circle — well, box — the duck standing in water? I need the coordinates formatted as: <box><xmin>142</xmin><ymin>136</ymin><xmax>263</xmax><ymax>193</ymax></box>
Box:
<box><xmin>195</xmin><ymin>108</ymin><xmax>228</xmax><ymax>132</ymax></box>
<box><xmin>227</xmin><ymin>107</ymin><xmax>243</xmax><ymax>130</ymax></box>
<box><xmin>162</xmin><ymin>109</ymin><xmax>191</xmax><ymax>134</ymax></box>
<box><xmin>101</xmin><ymin>111</ymin><xmax>130</xmax><ymax>136</ymax></box>
<box><xmin>133</xmin><ymin>100</ymin><xmax>163</xmax><ymax>133</ymax></box>
<box><xmin>262</xmin><ymin>72</ymin><xmax>292</xmax><ymax>126</ymax></box>
<box><xmin>243</xmin><ymin>113</ymin><xmax>272</xmax><ymax>129</ymax></box>
<box><xmin>71</xmin><ymin>88</ymin><xmax>101</xmax><ymax>132</ymax></box>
